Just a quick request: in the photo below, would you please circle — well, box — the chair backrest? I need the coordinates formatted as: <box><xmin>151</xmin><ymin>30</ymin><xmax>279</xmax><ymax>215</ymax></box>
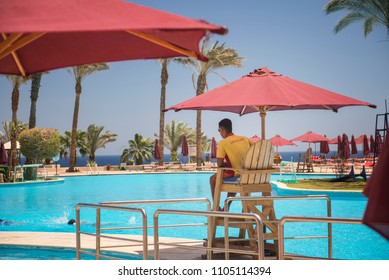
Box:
<box><xmin>305</xmin><ymin>148</ymin><xmax>312</xmax><ymax>163</ymax></box>
<box><xmin>240</xmin><ymin>140</ymin><xmax>274</xmax><ymax>184</ymax></box>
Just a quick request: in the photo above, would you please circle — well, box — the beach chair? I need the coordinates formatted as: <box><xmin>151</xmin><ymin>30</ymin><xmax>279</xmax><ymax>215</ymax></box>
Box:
<box><xmin>296</xmin><ymin>148</ymin><xmax>314</xmax><ymax>172</ymax></box>
<box><xmin>209</xmin><ymin>140</ymin><xmax>279</xmax><ymax>257</ymax></box>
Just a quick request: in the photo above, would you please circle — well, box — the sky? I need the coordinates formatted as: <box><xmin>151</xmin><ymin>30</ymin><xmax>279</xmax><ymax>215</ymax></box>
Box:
<box><xmin>0</xmin><ymin>0</ymin><xmax>388</xmax><ymax>156</ymax></box>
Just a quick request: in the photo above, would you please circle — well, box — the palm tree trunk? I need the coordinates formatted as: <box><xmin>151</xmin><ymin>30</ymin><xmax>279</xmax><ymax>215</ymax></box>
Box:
<box><xmin>69</xmin><ymin>82</ymin><xmax>82</xmax><ymax>172</ymax></box>
<box><xmin>29</xmin><ymin>73</ymin><xmax>42</xmax><ymax>129</ymax></box>
<box><xmin>10</xmin><ymin>87</ymin><xmax>19</xmax><ymax>169</ymax></box>
<box><xmin>159</xmin><ymin>60</ymin><xmax>168</xmax><ymax>166</ymax></box>
<box><xmin>196</xmin><ymin>73</ymin><xmax>207</xmax><ymax>166</ymax></box>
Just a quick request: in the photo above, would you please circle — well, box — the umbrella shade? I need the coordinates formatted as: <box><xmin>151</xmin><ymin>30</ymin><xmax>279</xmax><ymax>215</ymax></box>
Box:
<box><xmin>211</xmin><ymin>137</ymin><xmax>217</xmax><ymax>158</ymax></box>
<box><xmin>269</xmin><ymin>135</ymin><xmax>295</xmax><ymax>147</ymax></box>
<box><xmin>337</xmin><ymin>135</ymin><xmax>342</xmax><ymax>155</ymax></box>
<box><xmin>291</xmin><ymin>131</ymin><xmax>329</xmax><ymax>143</ymax></box>
<box><xmin>328</xmin><ymin>136</ymin><xmax>339</xmax><ymax>144</ymax></box>
<box><xmin>181</xmin><ymin>136</ymin><xmax>189</xmax><ymax>156</ymax></box>
<box><xmin>166</xmin><ymin>67</ymin><xmax>376</xmax><ymax>139</ymax></box>
<box><xmin>249</xmin><ymin>135</ymin><xmax>261</xmax><ymax>143</ymax></box>
<box><xmin>370</xmin><ymin>135</ymin><xmax>375</xmax><ymax>153</ymax></box>
<box><xmin>320</xmin><ymin>138</ymin><xmax>330</xmax><ymax>154</ymax></box>
<box><xmin>351</xmin><ymin>135</ymin><xmax>358</xmax><ymax>155</ymax></box>
<box><xmin>354</xmin><ymin>135</ymin><xmax>365</xmax><ymax>144</ymax></box>
<box><xmin>363</xmin><ymin>135</ymin><xmax>370</xmax><ymax>156</ymax></box>
<box><xmin>363</xmin><ymin>128</ymin><xmax>389</xmax><ymax>241</ymax></box>
<box><xmin>0</xmin><ymin>141</ymin><xmax>7</xmax><ymax>164</ymax></box>
<box><xmin>0</xmin><ymin>0</ymin><xmax>227</xmax><ymax>76</ymax></box>
<box><xmin>341</xmin><ymin>133</ymin><xmax>350</xmax><ymax>159</ymax></box>
<box><xmin>376</xmin><ymin>132</ymin><xmax>384</xmax><ymax>156</ymax></box>
<box><xmin>153</xmin><ymin>139</ymin><xmax>161</xmax><ymax>160</ymax></box>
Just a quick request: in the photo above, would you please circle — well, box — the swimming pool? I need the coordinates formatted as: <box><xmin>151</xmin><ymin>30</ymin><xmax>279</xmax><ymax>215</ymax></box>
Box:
<box><xmin>1</xmin><ymin>173</ymin><xmax>388</xmax><ymax>260</ymax></box>
<box><xmin>0</xmin><ymin>245</ymin><xmax>143</xmax><ymax>260</ymax></box>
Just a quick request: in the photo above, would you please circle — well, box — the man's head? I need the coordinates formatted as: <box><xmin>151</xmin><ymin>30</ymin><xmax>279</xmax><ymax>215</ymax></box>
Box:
<box><xmin>218</xmin><ymin>118</ymin><xmax>232</xmax><ymax>138</ymax></box>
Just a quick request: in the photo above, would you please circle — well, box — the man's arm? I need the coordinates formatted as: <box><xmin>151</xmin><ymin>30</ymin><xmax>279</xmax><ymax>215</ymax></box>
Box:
<box><xmin>216</xmin><ymin>158</ymin><xmax>224</xmax><ymax>167</ymax></box>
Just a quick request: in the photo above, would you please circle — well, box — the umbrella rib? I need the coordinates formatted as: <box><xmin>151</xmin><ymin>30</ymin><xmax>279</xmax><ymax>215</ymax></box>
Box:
<box><xmin>0</xmin><ymin>33</ymin><xmax>23</xmax><ymax>54</ymax></box>
<box><xmin>126</xmin><ymin>30</ymin><xmax>198</xmax><ymax>59</ymax></box>
<box><xmin>0</xmin><ymin>32</ymin><xmax>46</xmax><ymax>61</ymax></box>
<box><xmin>323</xmin><ymin>105</ymin><xmax>338</xmax><ymax>112</ymax></box>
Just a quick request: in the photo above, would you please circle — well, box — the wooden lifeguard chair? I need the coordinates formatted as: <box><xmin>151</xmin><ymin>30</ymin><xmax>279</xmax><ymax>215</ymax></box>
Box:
<box><xmin>296</xmin><ymin>147</ymin><xmax>314</xmax><ymax>173</ymax></box>
<box><xmin>209</xmin><ymin>140</ymin><xmax>279</xmax><ymax>258</ymax></box>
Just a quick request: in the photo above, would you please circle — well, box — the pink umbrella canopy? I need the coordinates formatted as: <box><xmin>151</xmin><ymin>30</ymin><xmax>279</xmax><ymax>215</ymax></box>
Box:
<box><xmin>166</xmin><ymin>67</ymin><xmax>376</xmax><ymax>139</ymax></box>
<box><xmin>269</xmin><ymin>134</ymin><xmax>296</xmax><ymax>153</ymax></box>
<box><xmin>354</xmin><ymin>135</ymin><xmax>365</xmax><ymax>145</ymax></box>
<box><xmin>370</xmin><ymin>135</ymin><xmax>375</xmax><ymax>153</ymax></box>
<box><xmin>181</xmin><ymin>136</ymin><xmax>189</xmax><ymax>157</ymax></box>
<box><xmin>328</xmin><ymin>136</ymin><xmax>339</xmax><ymax>144</ymax></box>
<box><xmin>269</xmin><ymin>134</ymin><xmax>295</xmax><ymax>147</ymax></box>
<box><xmin>320</xmin><ymin>135</ymin><xmax>330</xmax><ymax>154</ymax></box>
<box><xmin>363</xmin><ymin>134</ymin><xmax>370</xmax><ymax>156</ymax></box>
<box><xmin>0</xmin><ymin>0</ymin><xmax>227</xmax><ymax>76</ymax></box>
<box><xmin>341</xmin><ymin>133</ymin><xmax>350</xmax><ymax>159</ymax></box>
<box><xmin>211</xmin><ymin>137</ymin><xmax>217</xmax><ymax>158</ymax></box>
<box><xmin>249</xmin><ymin>135</ymin><xmax>261</xmax><ymax>143</ymax></box>
<box><xmin>351</xmin><ymin>135</ymin><xmax>358</xmax><ymax>155</ymax></box>
<box><xmin>153</xmin><ymin>139</ymin><xmax>161</xmax><ymax>160</ymax></box>
<box><xmin>363</xmin><ymin>128</ymin><xmax>389</xmax><ymax>241</ymax></box>
<box><xmin>291</xmin><ymin>131</ymin><xmax>329</xmax><ymax>144</ymax></box>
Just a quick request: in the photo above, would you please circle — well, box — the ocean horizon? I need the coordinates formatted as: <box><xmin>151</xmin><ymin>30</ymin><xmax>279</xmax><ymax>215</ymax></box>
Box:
<box><xmin>39</xmin><ymin>150</ymin><xmax>366</xmax><ymax>168</ymax></box>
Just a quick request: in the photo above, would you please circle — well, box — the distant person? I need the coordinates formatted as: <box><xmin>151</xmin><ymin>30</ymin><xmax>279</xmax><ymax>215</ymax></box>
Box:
<box><xmin>67</xmin><ymin>219</ymin><xmax>76</xmax><ymax>225</ymax></box>
<box><xmin>0</xmin><ymin>219</ymin><xmax>13</xmax><ymax>226</ymax></box>
<box><xmin>209</xmin><ymin>118</ymin><xmax>252</xmax><ymax>210</ymax></box>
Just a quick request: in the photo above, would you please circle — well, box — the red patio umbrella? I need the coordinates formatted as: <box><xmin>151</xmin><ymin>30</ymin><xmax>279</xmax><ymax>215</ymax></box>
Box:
<box><xmin>354</xmin><ymin>135</ymin><xmax>365</xmax><ymax>145</ymax></box>
<box><xmin>0</xmin><ymin>0</ymin><xmax>227</xmax><ymax>76</ymax></box>
<box><xmin>320</xmin><ymin>135</ymin><xmax>330</xmax><ymax>155</ymax></box>
<box><xmin>341</xmin><ymin>133</ymin><xmax>350</xmax><ymax>159</ymax></box>
<box><xmin>328</xmin><ymin>136</ymin><xmax>339</xmax><ymax>144</ymax></box>
<box><xmin>351</xmin><ymin>135</ymin><xmax>358</xmax><ymax>155</ymax></box>
<box><xmin>370</xmin><ymin>135</ymin><xmax>375</xmax><ymax>153</ymax></box>
<box><xmin>153</xmin><ymin>139</ymin><xmax>161</xmax><ymax>160</ymax></box>
<box><xmin>249</xmin><ymin>135</ymin><xmax>261</xmax><ymax>143</ymax></box>
<box><xmin>166</xmin><ymin>67</ymin><xmax>376</xmax><ymax>139</ymax></box>
<box><xmin>181</xmin><ymin>136</ymin><xmax>189</xmax><ymax>157</ymax></box>
<box><xmin>269</xmin><ymin>134</ymin><xmax>296</xmax><ymax>153</ymax></box>
<box><xmin>376</xmin><ymin>132</ymin><xmax>384</xmax><ymax>156</ymax></box>
<box><xmin>211</xmin><ymin>137</ymin><xmax>217</xmax><ymax>158</ymax></box>
<box><xmin>0</xmin><ymin>141</ymin><xmax>7</xmax><ymax>164</ymax></box>
<box><xmin>363</xmin><ymin>128</ymin><xmax>389</xmax><ymax>241</ymax></box>
<box><xmin>363</xmin><ymin>134</ymin><xmax>370</xmax><ymax>156</ymax></box>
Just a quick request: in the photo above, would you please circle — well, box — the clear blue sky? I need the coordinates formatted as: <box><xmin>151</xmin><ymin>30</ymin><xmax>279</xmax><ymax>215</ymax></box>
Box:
<box><xmin>0</xmin><ymin>0</ymin><xmax>388</xmax><ymax>155</ymax></box>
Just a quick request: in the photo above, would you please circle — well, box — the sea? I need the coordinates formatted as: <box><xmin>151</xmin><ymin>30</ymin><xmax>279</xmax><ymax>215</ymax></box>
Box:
<box><xmin>43</xmin><ymin>150</ymin><xmax>366</xmax><ymax>168</ymax></box>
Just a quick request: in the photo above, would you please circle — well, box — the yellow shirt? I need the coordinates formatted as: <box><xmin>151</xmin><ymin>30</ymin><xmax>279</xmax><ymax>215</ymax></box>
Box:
<box><xmin>217</xmin><ymin>134</ymin><xmax>253</xmax><ymax>176</ymax></box>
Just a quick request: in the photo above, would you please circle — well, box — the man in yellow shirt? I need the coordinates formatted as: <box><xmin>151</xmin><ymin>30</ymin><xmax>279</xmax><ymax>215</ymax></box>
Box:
<box><xmin>210</xmin><ymin>118</ymin><xmax>252</xmax><ymax>210</ymax></box>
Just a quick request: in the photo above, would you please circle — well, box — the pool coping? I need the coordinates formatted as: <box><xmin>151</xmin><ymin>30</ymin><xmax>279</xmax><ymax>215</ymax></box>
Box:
<box><xmin>0</xmin><ymin>231</ymin><xmax>208</xmax><ymax>260</ymax></box>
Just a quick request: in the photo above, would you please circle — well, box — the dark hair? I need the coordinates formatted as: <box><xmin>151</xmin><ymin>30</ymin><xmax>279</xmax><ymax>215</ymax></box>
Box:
<box><xmin>219</xmin><ymin>118</ymin><xmax>232</xmax><ymax>132</ymax></box>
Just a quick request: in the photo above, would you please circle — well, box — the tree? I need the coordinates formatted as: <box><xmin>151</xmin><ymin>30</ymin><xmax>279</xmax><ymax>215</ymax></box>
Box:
<box><xmin>5</xmin><ymin>75</ymin><xmax>29</xmax><ymax>168</ymax></box>
<box><xmin>175</xmin><ymin>36</ymin><xmax>244</xmax><ymax>165</ymax></box>
<box><xmin>162</xmin><ymin>120</ymin><xmax>195</xmax><ymax>162</ymax></box>
<box><xmin>1</xmin><ymin>121</ymin><xmax>28</xmax><ymax>142</ymax></box>
<box><xmin>121</xmin><ymin>133</ymin><xmax>153</xmax><ymax>165</ymax></box>
<box><xmin>28</xmin><ymin>73</ymin><xmax>44</xmax><ymax>129</ymax></box>
<box><xmin>84</xmin><ymin>124</ymin><xmax>117</xmax><ymax>161</ymax></box>
<box><xmin>19</xmin><ymin>128</ymin><xmax>60</xmax><ymax>163</ymax></box>
<box><xmin>324</xmin><ymin>0</ymin><xmax>389</xmax><ymax>36</ymax></box>
<box><xmin>19</xmin><ymin>128</ymin><xmax>60</xmax><ymax>180</ymax></box>
<box><xmin>157</xmin><ymin>58</ymin><xmax>173</xmax><ymax>166</ymax></box>
<box><xmin>68</xmin><ymin>63</ymin><xmax>109</xmax><ymax>172</ymax></box>
<box><xmin>60</xmin><ymin>130</ymin><xmax>88</xmax><ymax>166</ymax></box>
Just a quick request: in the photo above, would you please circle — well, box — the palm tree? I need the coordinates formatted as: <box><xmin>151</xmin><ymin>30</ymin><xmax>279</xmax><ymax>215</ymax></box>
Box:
<box><xmin>121</xmin><ymin>133</ymin><xmax>153</xmax><ymax>165</ymax></box>
<box><xmin>157</xmin><ymin>58</ymin><xmax>173</xmax><ymax>166</ymax></box>
<box><xmin>2</xmin><ymin>121</ymin><xmax>28</xmax><ymax>142</ymax></box>
<box><xmin>28</xmin><ymin>73</ymin><xmax>44</xmax><ymax>129</ymax></box>
<box><xmin>84</xmin><ymin>124</ymin><xmax>117</xmax><ymax>161</ymax></box>
<box><xmin>324</xmin><ymin>0</ymin><xmax>389</xmax><ymax>36</ymax></box>
<box><xmin>175</xmin><ymin>36</ymin><xmax>244</xmax><ymax>165</ymax></box>
<box><xmin>60</xmin><ymin>130</ymin><xmax>88</xmax><ymax>167</ymax></box>
<box><xmin>162</xmin><ymin>120</ymin><xmax>195</xmax><ymax>161</ymax></box>
<box><xmin>68</xmin><ymin>63</ymin><xmax>109</xmax><ymax>172</ymax></box>
<box><xmin>5</xmin><ymin>75</ymin><xmax>29</xmax><ymax>168</ymax></box>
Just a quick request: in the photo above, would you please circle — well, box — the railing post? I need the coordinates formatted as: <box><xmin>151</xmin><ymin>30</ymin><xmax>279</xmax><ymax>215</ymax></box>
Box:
<box><xmin>76</xmin><ymin>206</ymin><xmax>81</xmax><ymax>260</ymax></box>
<box><xmin>96</xmin><ymin>207</ymin><xmax>101</xmax><ymax>260</ymax></box>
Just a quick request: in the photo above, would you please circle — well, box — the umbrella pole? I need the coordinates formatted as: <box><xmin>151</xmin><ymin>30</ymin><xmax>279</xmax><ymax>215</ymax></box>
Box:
<box><xmin>260</xmin><ymin>109</ymin><xmax>266</xmax><ymax>140</ymax></box>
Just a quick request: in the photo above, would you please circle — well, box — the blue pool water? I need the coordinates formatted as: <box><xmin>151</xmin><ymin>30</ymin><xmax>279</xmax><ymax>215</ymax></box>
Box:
<box><xmin>1</xmin><ymin>173</ymin><xmax>388</xmax><ymax>260</ymax></box>
<box><xmin>0</xmin><ymin>245</ymin><xmax>143</xmax><ymax>260</ymax></box>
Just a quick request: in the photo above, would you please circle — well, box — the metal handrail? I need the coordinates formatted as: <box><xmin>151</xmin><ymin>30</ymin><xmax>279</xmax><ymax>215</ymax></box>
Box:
<box><xmin>100</xmin><ymin>197</ymin><xmax>211</xmax><ymax>211</ymax></box>
<box><xmin>153</xmin><ymin>209</ymin><xmax>264</xmax><ymax>260</ymax></box>
<box><xmin>279</xmin><ymin>216</ymin><xmax>362</xmax><ymax>260</ymax></box>
<box><xmin>75</xmin><ymin>203</ymin><xmax>147</xmax><ymax>260</ymax></box>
